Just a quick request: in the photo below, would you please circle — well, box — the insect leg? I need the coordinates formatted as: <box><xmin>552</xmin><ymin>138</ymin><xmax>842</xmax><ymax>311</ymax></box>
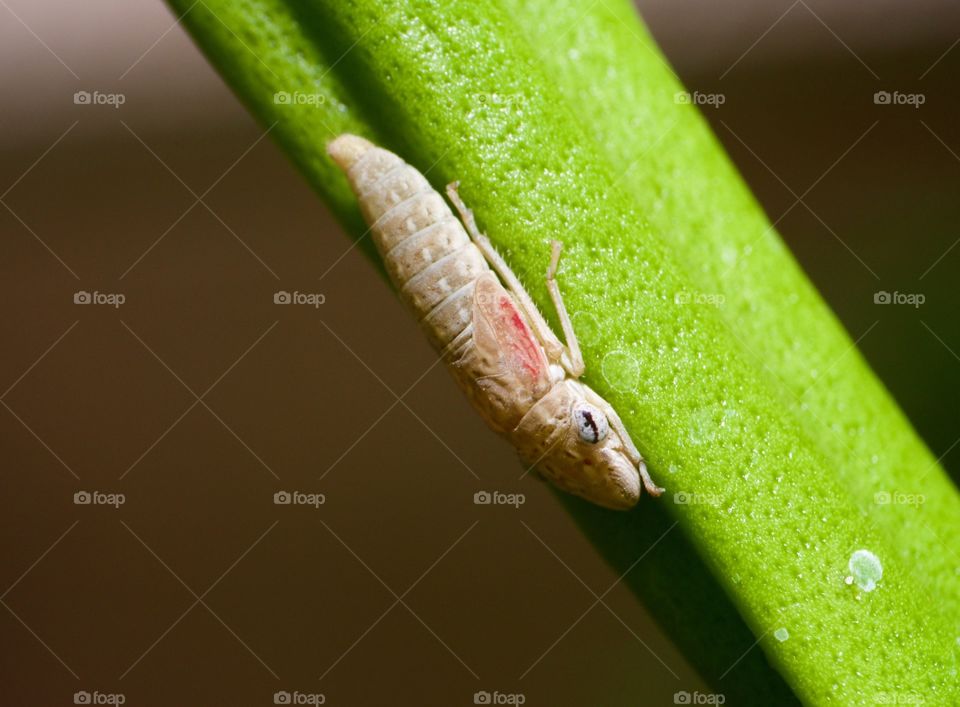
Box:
<box><xmin>545</xmin><ymin>241</ymin><xmax>585</xmax><ymax>378</ymax></box>
<box><xmin>584</xmin><ymin>387</ymin><xmax>664</xmax><ymax>497</ymax></box>
<box><xmin>445</xmin><ymin>181</ymin><xmax>567</xmax><ymax>364</ymax></box>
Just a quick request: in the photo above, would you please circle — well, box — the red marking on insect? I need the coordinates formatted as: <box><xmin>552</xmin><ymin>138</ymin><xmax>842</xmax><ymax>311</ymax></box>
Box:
<box><xmin>498</xmin><ymin>294</ymin><xmax>544</xmax><ymax>380</ymax></box>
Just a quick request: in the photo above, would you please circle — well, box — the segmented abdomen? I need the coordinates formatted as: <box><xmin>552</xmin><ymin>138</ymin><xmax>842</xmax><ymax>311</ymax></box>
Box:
<box><xmin>328</xmin><ymin>135</ymin><xmax>488</xmax><ymax>353</ymax></box>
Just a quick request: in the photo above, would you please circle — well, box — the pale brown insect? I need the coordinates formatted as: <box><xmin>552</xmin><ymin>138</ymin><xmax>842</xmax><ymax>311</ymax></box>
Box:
<box><xmin>327</xmin><ymin>134</ymin><xmax>663</xmax><ymax>510</ymax></box>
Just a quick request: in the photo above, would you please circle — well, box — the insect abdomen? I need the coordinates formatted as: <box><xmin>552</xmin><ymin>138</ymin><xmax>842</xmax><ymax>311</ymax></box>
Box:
<box><xmin>328</xmin><ymin>135</ymin><xmax>489</xmax><ymax>351</ymax></box>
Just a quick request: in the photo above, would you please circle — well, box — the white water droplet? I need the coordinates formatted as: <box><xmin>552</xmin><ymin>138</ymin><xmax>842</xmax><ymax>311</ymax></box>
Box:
<box><xmin>848</xmin><ymin>549</ymin><xmax>883</xmax><ymax>592</ymax></box>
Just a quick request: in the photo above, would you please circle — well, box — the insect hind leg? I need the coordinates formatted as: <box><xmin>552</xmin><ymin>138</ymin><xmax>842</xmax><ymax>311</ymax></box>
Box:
<box><xmin>445</xmin><ymin>181</ymin><xmax>580</xmax><ymax>375</ymax></box>
<box><xmin>545</xmin><ymin>241</ymin><xmax>585</xmax><ymax>378</ymax></box>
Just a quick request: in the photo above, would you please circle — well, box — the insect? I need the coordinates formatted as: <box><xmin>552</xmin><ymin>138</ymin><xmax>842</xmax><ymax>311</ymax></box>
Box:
<box><xmin>327</xmin><ymin>134</ymin><xmax>663</xmax><ymax>510</ymax></box>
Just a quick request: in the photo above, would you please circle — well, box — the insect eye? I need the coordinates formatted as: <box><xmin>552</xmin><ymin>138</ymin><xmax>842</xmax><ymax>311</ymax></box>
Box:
<box><xmin>573</xmin><ymin>404</ymin><xmax>609</xmax><ymax>444</ymax></box>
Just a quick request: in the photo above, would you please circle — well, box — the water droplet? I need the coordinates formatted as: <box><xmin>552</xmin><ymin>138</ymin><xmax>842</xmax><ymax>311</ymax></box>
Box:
<box><xmin>688</xmin><ymin>407</ymin><xmax>717</xmax><ymax>446</ymax></box>
<box><xmin>774</xmin><ymin>628</ymin><xmax>790</xmax><ymax>642</ymax></box>
<box><xmin>848</xmin><ymin>549</ymin><xmax>883</xmax><ymax>592</ymax></box>
<box><xmin>601</xmin><ymin>350</ymin><xmax>640</xmax><ymax>393</ymax></box>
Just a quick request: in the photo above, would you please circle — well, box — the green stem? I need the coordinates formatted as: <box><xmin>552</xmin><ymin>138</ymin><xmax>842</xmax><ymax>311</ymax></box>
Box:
<box><xmin>168</xmin><ymin>0</ymin><xmax>960</xmax><ymax>703</ymax></box>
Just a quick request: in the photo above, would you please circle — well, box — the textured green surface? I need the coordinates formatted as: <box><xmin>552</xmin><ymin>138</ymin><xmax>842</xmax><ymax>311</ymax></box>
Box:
<box><xmin>168</xmin><ymin>0</ymin><xmax>960</xmax><ymax>703</ymax></box>
<box><xmin>511</xmin><ymin>0</ymin><xmax>960</xmax><ymax>617</ymax></box>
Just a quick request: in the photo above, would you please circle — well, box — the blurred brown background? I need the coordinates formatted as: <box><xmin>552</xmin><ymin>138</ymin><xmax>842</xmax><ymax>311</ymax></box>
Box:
<box><xmin>1</xmin><ymin>1</ymin><xmax>958</xmax><ymax>705</ymax></box>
